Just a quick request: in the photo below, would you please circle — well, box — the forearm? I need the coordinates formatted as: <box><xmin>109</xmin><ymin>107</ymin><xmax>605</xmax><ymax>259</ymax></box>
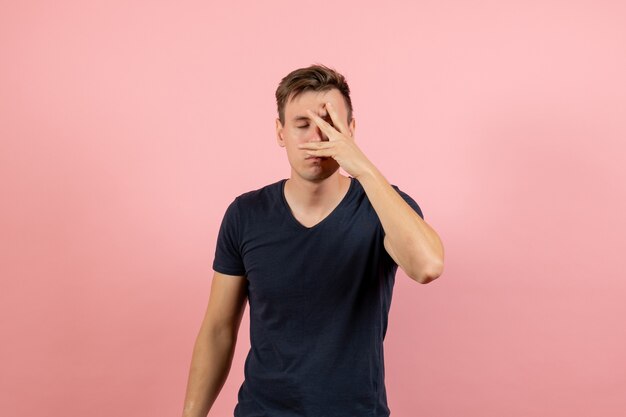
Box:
<box><xmin>181</xmin><ymin>328</ymin><xmax>238</xmax><ymax>417</ymax></box>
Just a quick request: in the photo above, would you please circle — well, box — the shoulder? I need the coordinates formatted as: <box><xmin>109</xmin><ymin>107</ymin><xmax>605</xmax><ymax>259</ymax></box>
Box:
<box><xmin>354</xmin><ymin>178</ymin><xmax>424</xmax><ymax>220</ymax></box>
<box><xmin>351</xmin><ymin>177</ymin><xmax>409</xmax><ymax>200</ymax></box>
<box><xmin>227</xmin><ymin>179</ymin><xmax>284</xmax><ymax>216</ymax></box>
<box><xmin>390</xmin><ymin>183</ymin><xmax>424</xmax><ymax>219</ymax></box>
<box><xmin>236</xmin><ymin>179</ymin><xmax>282</xmax><ymax>202</ymax></box>
<box><xmin>389</xmin><ymin>183</ymin><xmax>409</xmax><ymax>198</ymax></box>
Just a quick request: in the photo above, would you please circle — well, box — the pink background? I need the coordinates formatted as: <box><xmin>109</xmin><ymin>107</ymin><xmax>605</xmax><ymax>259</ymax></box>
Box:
<box><xmin>1</xmin><ymin>1</ymin><xmax>625</xmax><ymax>416</ymax></box>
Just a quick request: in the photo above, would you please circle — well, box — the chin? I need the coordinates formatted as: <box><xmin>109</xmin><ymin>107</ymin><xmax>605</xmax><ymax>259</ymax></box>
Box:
<box><xmin>296</xmin><ymin>165</ymin><xmax>340</xmax><ymax>182</ymax></box>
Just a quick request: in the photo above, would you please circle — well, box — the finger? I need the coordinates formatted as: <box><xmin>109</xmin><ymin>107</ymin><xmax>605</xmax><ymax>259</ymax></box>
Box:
<box><xmin>324</xmin><ymin>102</ymin><xmax>350</xmax><ymax>137</ymax></box>
<box><xmin>297</xmin><ymin>142</ymin><xmax>334</xmax><ymax>149</ymax></box>
<box><xmin>305</xmin><ymin>149</ymin><xmax>332</xmax><ymax>158</ymax></box>
<box><xmin>306</xmin><ymin>109</ymin><xmax>337</xmax><ymax>140</ymax></box>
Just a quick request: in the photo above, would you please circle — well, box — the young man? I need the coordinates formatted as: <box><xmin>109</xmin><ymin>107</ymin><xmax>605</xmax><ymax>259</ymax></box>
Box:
<box><xmin>182</xmin><ymin>64</ymin><xmax>444</xmax><ymax>417</ymax></box>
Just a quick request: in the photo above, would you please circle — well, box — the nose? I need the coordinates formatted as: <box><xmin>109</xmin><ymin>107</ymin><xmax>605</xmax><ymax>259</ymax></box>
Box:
<box><xmin>311</xmin><ymin>125</ymin><xmax>328</xmax><ymax>142</ymax></box>
<box><xmin>312</xmin><ymin>117</ymin><xmax>330</xmax><ymax>142</ymax></box>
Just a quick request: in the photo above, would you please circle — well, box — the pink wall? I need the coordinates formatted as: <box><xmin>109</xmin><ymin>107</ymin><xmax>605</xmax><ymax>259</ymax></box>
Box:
<box><xmin>1</xmin><ymin>1</ymin><xmax>625</xmax><ymax>416</ymax></box>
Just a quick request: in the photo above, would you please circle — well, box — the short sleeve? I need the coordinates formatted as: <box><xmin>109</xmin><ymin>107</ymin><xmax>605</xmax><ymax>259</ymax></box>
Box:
<box><xmin>212</xmin><ymin>197</ymin><xmax>247</xmax><ymax>276</ymax></box>
<box><xmin>392</xmin><ymin>184</ymin><xmax>424</xmax><ymax>220</ymax></box>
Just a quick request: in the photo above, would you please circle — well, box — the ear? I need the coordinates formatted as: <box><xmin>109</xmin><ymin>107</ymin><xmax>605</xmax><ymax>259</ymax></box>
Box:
<box><xmin>348</xmin><ymin>117</ymin><xmax>356</xmax><ymax>138</ymax></box>
<box><xmin>275</xmin><ymin>118</ymin><xmax>285</xmax><ymax>147</ymax></box>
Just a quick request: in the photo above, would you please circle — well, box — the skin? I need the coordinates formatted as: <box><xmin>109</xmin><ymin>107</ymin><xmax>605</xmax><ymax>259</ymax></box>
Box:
<box><xmin>275</xmin><ymin>88</ymin><xmax>356</xmax><ymax>225</ymax></box>
<box><xmin>181</xmin><ymin>86</ymin><xmax>445</xmax><ymax>417</ymax></box>
<box><xmin>276</xmin><ymin>88</ymin><xmax>444</xmax><ymax>283</ymax></box>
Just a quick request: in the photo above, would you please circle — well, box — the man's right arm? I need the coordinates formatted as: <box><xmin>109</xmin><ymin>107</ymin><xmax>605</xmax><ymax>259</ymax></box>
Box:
<box><xmin>181</xmin><ymin>271</ymin><xmax>248</xmax><ymax>417</ymax></box>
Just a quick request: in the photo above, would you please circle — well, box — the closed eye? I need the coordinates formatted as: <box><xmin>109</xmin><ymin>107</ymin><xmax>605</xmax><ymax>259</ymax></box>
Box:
<box><xmin>297</xmin><ymin>125</ymin><xmax>309</xmax><ymax>129</ymax></box>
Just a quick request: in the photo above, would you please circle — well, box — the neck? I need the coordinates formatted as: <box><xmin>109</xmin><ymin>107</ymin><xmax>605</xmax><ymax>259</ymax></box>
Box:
<box><xmin>285</xmin><ymin>172</ymin><xmax>349</xmax><ymax>209</ymax></box>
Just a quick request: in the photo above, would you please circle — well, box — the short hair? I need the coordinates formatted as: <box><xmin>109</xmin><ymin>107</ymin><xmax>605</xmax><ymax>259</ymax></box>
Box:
<box><xmin>275</xmin><ymin>63</ymin><xmax>353</xmax><ymax>126</ymax></box>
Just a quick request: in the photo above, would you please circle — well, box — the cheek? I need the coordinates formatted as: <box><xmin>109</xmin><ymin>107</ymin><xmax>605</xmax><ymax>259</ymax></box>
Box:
<box><xmin>288</xmin><ymin>129</ymin><xmax>310</xmax><ymax>143</ymax></box>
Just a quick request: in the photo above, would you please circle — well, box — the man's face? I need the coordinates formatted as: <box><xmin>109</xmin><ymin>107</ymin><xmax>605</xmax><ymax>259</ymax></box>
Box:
<box><xmin>276</xmin><ymin>88</ymin><xmax>355</xmax><ymax>182</ymax></box>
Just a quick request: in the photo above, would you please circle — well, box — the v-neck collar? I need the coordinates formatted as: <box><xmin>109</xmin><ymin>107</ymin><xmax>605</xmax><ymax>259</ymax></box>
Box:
<box><xmin>281</xmin><ymin>176</ymin><xmax>355</xmax><ymax>231</ymax></box>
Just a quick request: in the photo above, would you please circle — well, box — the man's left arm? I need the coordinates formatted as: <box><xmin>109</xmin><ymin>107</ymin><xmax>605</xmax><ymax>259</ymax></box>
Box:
<box><xmin>301</xmin><ymin>101</ymin><xmax>444</xmax><ymax>284</ymax></box>
<box><xmin>357</xmin><ymin>165</ymin><xmax>444</xmax><ymax>284</ymax></box>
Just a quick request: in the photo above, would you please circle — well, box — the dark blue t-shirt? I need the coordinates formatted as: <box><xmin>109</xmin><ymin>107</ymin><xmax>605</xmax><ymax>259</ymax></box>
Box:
<box><xmin>212</xmin><ymin>176</ymin><xmax>424</xmax><ymax>417</ymax></box>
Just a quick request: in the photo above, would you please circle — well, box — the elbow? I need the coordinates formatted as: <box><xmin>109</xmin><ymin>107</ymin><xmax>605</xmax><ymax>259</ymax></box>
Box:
<box><xmin>411</xmin><ymin>259</ymin><xmax>444</xmax><ymax>284</ymax></box>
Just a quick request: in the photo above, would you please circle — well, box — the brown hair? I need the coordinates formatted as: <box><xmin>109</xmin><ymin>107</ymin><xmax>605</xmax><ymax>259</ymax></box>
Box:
<box><xmin>275</xmin><ymin>63</ymin><xmax>353</xmax><ymax>126</ymax></box>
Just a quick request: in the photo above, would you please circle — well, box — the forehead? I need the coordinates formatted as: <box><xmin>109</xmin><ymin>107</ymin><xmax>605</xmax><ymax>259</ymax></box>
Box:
<box><xmin>285</xmin><ymin>88</ymin><xmax>347</xmax><ymax>120</ymax></box>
